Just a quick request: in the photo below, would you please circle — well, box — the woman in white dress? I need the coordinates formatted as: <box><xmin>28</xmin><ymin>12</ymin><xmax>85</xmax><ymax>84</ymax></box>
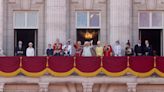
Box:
<box><xmin>82</xmin><ymin>41</ymin><xmax>93</xmax><ymax>57</ymax></box>
<box><xmin>26</xmin><ymin>42</ymin><xmax>35</xmax><ymax>56</ymax></box>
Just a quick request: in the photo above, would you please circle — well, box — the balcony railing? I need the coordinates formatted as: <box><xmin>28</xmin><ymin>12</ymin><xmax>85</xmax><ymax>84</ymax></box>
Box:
<box><xmin>0</xmin><ymin>56</ymin><xmax>163</xmax><ymax>77</ymax></box>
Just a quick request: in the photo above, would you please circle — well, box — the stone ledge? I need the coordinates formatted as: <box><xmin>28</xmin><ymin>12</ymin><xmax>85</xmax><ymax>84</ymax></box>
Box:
<box><xmin>0</xmin><ymin>75</ymin><xmax>163</xmax><ymax>85</ymax></box>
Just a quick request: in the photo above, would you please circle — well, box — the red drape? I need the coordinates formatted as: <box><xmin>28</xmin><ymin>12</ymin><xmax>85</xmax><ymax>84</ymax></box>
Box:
<box><xmin>102</xmin><ymin>57</ymin><xmax>127</xmax><ymax>72</ymax></box>
<box><xmin>156</xmin><ymin>57</ymin><xmax>164</xmax><ymax>73</ymax></box>
<box><xmin>0</xmin><ymin>57</ymin><xmax>20</xmax><ymax>73</ymax></box>
<box><xmin>22</xmin><ymin>57</ymin><xmax>47</xmax><ymax>73</ymax></box>
<box><xmin>75</xmin><ymin>57</ymin><xmax>101</xmax><ymax>73</ymax></box>
<box><xmin>48</xmin><ymin>56</ymin><xmax>74</xmax><ymax>72</ymax></box>
<box><xmin>129</xmin><ymin>56</ymin><xmax>154</xmax><ymax>73</ymax></box>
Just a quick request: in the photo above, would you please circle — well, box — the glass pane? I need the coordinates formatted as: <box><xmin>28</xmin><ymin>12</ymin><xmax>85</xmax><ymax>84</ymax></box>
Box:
<box><xmin>89</xmin><ymin>12</ymin><xmax>100</xmax><ymax>27</ymax></box>
<box><xmin>139</xmin><ymin>12</ymin><xmax>150</xmax><ymax>27</ymax></box>
<box><xmin>15</xmin><ymin>12</ymin><xmax>25</xmax><ymax>28</ymax></box>
<box><xmin>27</xmin><ymin>11</ymin><xmax>38</xmax><ymax>27</ymax></box>
<box><xmin>76</xmin><ymin>12</ymin><xmax>87</xmax><ymax>27</ymax></box>
<box><xmin>152</xmin><ymin>12</ymin><xmax>162</xmax><ymax>27</ymax></box>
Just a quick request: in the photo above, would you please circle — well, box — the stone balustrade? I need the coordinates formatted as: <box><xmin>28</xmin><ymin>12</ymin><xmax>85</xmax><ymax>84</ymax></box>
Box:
<box><xmin>0</xmin><ymin>75</ymin><xmax>164</xmax><ymax>92</ymax></box>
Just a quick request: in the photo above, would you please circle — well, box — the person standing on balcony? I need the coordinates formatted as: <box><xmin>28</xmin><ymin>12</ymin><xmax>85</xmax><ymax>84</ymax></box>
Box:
<box><xmin>62</xmin><ymin>41</ymin><xmax>72</xmax><ymax>56</ymax></box>
<box><xmin>74</xmin><ymin>41</ymin><xmax>83</xmax><ymax>56</ymax></box>
<box><xmin>113</xmin><ymin>40</ymin><xmax>122</xmax><ymax>56</ymax></box>
<box><xmin>46</xmin><ymin>44</ymin><xmax>53</xmax><ymax>56</ymax></box>
<box><xmin>95</xmin><ymin>41</ymin><xmax>103</xmax><ymax>56</ymax></box>
<box><xmin>103</xmin><ymin>44</ymin><xmax>113</xmax><ymax>56</ymax></box>
<box><xmin>143</xmin><ymin>40</ymin><xmax>152</xmax><ymax>56</ymax></box>
<box><xmin>53</xmin><ymin>38</ymin><xmax>62</xmax><ymax>56</ymax></box>
<box><xmin>134</xmin><ymin>40</ymin><xmax>143</xmax><ymax>56</ymax></box>
<box><xmin>15</xmin><ymin>41</ymin><xmax>25</xmax><ymax>56</ymax></box>
<box><xmin>0</xmin><ymin>48</ymin><xmax>5</xmax><ymax>56</ymax></box>
<box><xmin>82</xmin><ymin>41</ymin><xmax>93</xmax><ymax>57</ymax></box>
<box><xmin>125</xmin><ymin>41</ymin><xmax>134</xmax><ymax>56</ymax></box>
<box><xmin>26</xmin><ymin>42</ymin><xmax>35</xmax><ymax>56</ymax></box>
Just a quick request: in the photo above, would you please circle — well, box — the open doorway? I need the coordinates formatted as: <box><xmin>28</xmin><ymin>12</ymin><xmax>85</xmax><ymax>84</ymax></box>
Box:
<box><xmin>77</xmin><ymin>29</ymin><xmax>100</xmax><ymax>45</ymax></box>
<box><xmin>14</xmin><ymin>29</ymin><xmax>37</xmax><ymax>56</ymax></box>
<box><xmin>140</xmin><ymin>29</ymin><xmax>162</xmax><ymax>56</ymax></box>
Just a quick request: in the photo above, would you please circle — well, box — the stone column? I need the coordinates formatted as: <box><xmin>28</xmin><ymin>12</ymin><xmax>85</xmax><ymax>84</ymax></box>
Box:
<box><xmin>109</xmin><ymin>0</ymin><xmax>132</xmax><ymax>51</ymax></box>
<box><xmin>0</xmin><ymin>83</ymin><xmax>5</xmax><ymax>92</ymax></box>
<box><xmin>127</xmin><ymin>83</ymin><xmax>137</xmax><ymax>92</ymax></box>
<box><xmin>39</xmin><ymin>83</ymin><xmax>49</xmax><ymax>92</ymax></box>
<box><xmin>45</xmin><ymin>0</ymin><xmax>67</xmax><ymax>47</ymax></box>
<box><xmin>82</xmin><ymin>82</ymin><xmax>94</xmax><ymax>92</ymax></box>
<box><xmin>0</xmin><ymin>0</ymin><xmax>3</xmax><ymax>51</ymax></box>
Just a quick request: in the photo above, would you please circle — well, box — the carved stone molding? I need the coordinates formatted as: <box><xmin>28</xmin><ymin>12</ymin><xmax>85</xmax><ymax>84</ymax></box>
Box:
<box><xmin>134</xmin><ymin>0</ymin><xmax>164</xmax><ymax>10</ymax></box>
<box><xmin>134</xmin><ymin>0</ymin><xmax>146</xmax><ymax>5</ymax></box>
<box><xmin>82</xmin><ymin>82</ymin><xmax>94</xmax><ymax>92</ymax></box>
<box><xmin>39</xmin><ymin>82</ymin><xmax>49</xmax><ymax>92</ymax></box>
<box><xmin>127</xmin><ymin>83</ymin><xmax>137</xmax><ymax>92</ymax></box>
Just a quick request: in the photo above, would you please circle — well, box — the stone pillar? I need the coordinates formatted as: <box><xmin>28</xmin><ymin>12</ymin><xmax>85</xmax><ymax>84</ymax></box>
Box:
<box><xmin>0</xmin><ymin>83</ymin><xmax>5</xmax><ymax>92</ymax></box>
<box><xmin>45</xmin><ymin>0</ymin><xmax>67</xmax><ymax>47</ymax></box>
<box><xmin>0</xmin><ymin>0</ymin><xmax>3</xmax><ymax>51</ymax></box>
<box><xmin>127</xmin><ymin>83</ymin><xmax>137</xmax><ymax>92</ymax></box>
<box><xmin>39</xmin><ymin>83</ymin><xmax>49</xmax><ymax>92</ymax></box>
<box><xmin>109</xmin><ymin>0</ymin><xmax>132</xmax><ymax>51</ymax></box>
<box><xmin>82</xmin><ymin>82</ymin><xmax>94</xmax><ymax>92</ymax></box>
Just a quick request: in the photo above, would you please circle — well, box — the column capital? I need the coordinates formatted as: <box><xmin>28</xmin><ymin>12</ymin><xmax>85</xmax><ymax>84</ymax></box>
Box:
<box><xmin>82</xmin><ymin>82</ymin><xmax>94</xmax><ymax>92</ymax></box>
<box><xmin>38</xmin><ymin>82</ymin><xmax>49</xmax><ymax>92</ymax></box>
<box><xmin>127</xmin><ymin>83</ymin><xmax>137</xmax><ymax>92</ymax></box>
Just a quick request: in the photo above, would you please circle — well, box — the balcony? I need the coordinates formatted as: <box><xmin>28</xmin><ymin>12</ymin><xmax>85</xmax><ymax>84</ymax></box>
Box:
<box><xmin>0</xmin><ymin>56</ymin><xmax>164</xmax><ymax>92</ymax></box>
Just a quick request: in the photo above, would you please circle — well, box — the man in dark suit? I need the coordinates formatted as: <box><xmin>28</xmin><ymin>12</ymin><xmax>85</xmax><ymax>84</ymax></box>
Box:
<box><xmin>134</xmin><ymin>40</ymin><xmax>143</xmax><ymax>56</ymax></box>
<box><xmin>15</xmin><ymin>41</ymin><xmax>25</xmax><ymax>56</ymax></box>
<box><xmin>143</xmin><ymin>40</ymin><xmax>153</xmax><ymax>56</ymax></box>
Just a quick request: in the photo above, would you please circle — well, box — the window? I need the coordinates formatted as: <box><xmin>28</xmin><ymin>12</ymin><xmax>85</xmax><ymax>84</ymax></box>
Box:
<box><xmin>152</xmin><ymin>12</ymin><xmax>162</xmax><ymax>27</ymax></box>
<box><xmin>90</xmin><ymin>12</ymin><xmax>100</xmax><ymax>27</ymax></box>
<box><xmin>76</xmin><ymin>11</ymin><xmax>101</xmax><ymax>28</ymax></box>
<box><xmin>14</xmin><ymin>11</ymin><xmax>38</xmax><ymax>28</ymax></box>
<box><xmin>15</xmin><ymin>12</ymin><xmax>26</xmax><ymax>28</ymax></box>
<box><xmin>139</xmin><ymin>11</ymin><xmax>163</xmax><ymax>28</ymax></box>
<box><xmin>139</xmin><ymin>12</ymin><xmax>150</xmax><ymax>27</ymax></box>
<box><xmin>76</xmin><ymin>12</ymin><xmax>88</xmax><ymax>27</ymax></box>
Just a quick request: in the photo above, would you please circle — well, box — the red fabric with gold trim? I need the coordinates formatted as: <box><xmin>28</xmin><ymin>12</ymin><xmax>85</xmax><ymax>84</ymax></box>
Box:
<box><xmin>22</xmin><ymin>57</ymin><xmax>47</xmax><ymax>72</ymax></box>
<box><xmin>48</xmin><ymin>56</ymin><xmax>74</xmax><ymax>72</ymax></box>
<box><xmin>102</xmin><ymin>57</ymin><xmax>127</xmax><ymax>72</ymax></box>
<box><xmin>129</xmin><ymin>56</ymin><xmax>154</xmax><ymax>73</ymax></box>
<box><xmin>75</xmin><ymin>57</ymin><xmax>101</xmax><ymax>73</ymax></box>
<box><xmin>0</xmin><ymin>57</ymin><xmax>20</xmax><ymax>73</ymax></box>
<box><xmin>156</xmin><ymin>57</ymin><xmax>164</xmax><ymax>73</ymax></box>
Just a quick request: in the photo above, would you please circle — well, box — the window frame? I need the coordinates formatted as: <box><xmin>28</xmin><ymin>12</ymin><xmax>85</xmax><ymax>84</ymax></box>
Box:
<box><xmin>76</xmin><ymin>11</ymin><xmax>101</xmax><ymax>29</ymax></box>
<box><xmin>13</xmin><ymin>11</ymin><xmax>39</xmax><ymax>29</ymax></box>
<box><xmin>138</xmin><ymin>11</ymin><xmax>163</xmax><ymax>29</ymax></box>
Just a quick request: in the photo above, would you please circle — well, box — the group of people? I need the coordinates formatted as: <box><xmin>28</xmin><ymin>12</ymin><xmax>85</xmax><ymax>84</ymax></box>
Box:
<box><xmin>46</xmin><ymin>39</ymin><xmax>113</xmax><ymax>57</ymax></box>
<box><xmin>15</xmin><ymin>41</ymin><xmax>35</xmax><ymax>56</ymax></box>
<box><xmin>46</xmin><ymin>38</ymin><xmax>154</xmax><ymax>57</ymax></box>
<box><xmin>15</xmin><ymin>38</ymin><xmax>154</xmax><ymax>57</ymax></box>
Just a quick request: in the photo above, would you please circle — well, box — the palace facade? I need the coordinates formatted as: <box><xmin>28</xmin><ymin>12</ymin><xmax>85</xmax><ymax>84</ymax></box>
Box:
<box><xmin>0</xmin><ymin>0</ymin><xmax>164</xmax><ymax>92</ymax></box>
